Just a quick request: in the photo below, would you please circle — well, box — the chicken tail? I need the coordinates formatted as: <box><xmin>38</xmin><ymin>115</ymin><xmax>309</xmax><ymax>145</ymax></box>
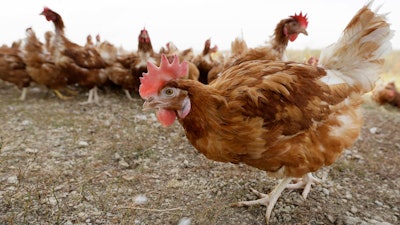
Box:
<box><xmin>318</xmin><ymin>1</ymin><xmax>394</xmax><ymax>93</ymax></box>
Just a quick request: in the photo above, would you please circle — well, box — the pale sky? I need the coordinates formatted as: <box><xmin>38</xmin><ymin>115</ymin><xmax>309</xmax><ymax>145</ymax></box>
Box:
<box><xmin>1</xmin><ymin>0</ymin><xmax>399</xmax><ymax>52</ymax></box>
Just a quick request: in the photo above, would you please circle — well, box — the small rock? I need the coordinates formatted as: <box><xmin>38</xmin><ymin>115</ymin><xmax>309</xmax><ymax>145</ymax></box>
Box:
<box><xmin>49</xmin><ymin>197</ymin><xmax>57</xmax><ymax>206</ymax></box>
<box><xmin>367</xmin><ymin>218</ymin><xmax>392</xmax><ymax>225</ymax></box>
<box><xmin>114</xmin><ymin>153</ymin><xmax>121</xmax><ymax>160</ymax></box>
<box><xmin>178</xmin><ymin>217</ymin><xmax>191</xmax><ymax>225</ymax></box>
<box><xmin>344</xmin><ymin>215</ymin><xmax>362</xmax><ymax>225</ymax></box>
<box><xmin>7</xmin><ymin>175</ymin><xmax>18</xmax><ymax>184</ymax></box>
<box><xmin>64</xmin><ymin>221</ymin><xmax>73</xmax><ymax>225</ymax></box>
<box><xmin>345</xmin><ymin>192</ymin><xmax>353</xmax><ymax>199</ymax></box>
<box><xmin>119</xmin><ymin>159</ymin><xmax>129</xmax><ymax>168</ymax></box>
<box><xmin>25</xmin><ymin>148</ymin><xmax>38</xmax><ymax>154</ymax></box>
<box><xmin>350</xmin><ymin>206</ymin><xmax>358</xmax><ymax>214</ymax></box>
<box><xmin>134</xmin><ymin>194</ymin><xmax>147</xmax><ymax>205</ymax></box>
<box><xmin>326</xmin><ymin>214</ymin><xmax>336</xmax><ymax>223</ymax></box>
<box><xmin>78</xmin><ymin>141</ymin><xmax>89</xmax><ymax>147</ymax></box>
<box><xmin>369</xmin><ymin>127</ymin><xmax>378</xmax><ymax>134</ymax></box>
<box><xmin>104</xmin><ymin>120</ymin><xmax>111</xmax><ymax>127</ymax></box>
<box><xmin>21</xmin><ymin>120</ymin><xmax>31</xmax><ymax>126</ymax></box>
<box><xmin>322</xmin><ymin>188</ymin><xmax>330</xmax><ymax>196</ymax></box>
<box><xmin>183</xmin><ymin>159</ymin><xmax>190</xmax><ymax>168</ymax></box>
<box><xmin>374</xmin><ymin>200</ymin><xmax>383</xmax><ymax>206</ymax></box>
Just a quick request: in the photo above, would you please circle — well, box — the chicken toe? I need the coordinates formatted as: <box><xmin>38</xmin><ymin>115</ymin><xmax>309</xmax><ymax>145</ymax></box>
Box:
<box><xmin>286</xmin><ymin>173</ymin><xmax>321</xmax><ymax>199</ymax></box>
<box><xmin>232</xmin><ymin>177</ymin><xmax>292</xmax><ymax>225</ymax></box>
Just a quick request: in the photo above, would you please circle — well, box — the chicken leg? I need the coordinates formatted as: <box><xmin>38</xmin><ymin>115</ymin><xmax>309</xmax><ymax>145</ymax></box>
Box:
<box><xmin>233</xmin><ymin>177</ymin><xmax>292</xmax><ymax>225</ymax></box>
<box><xmin>80</xmin><ymin>86</ymin><xmax>100</xmax><ymax>105</ymax></box>
<box><xmin>124</xmin><ymin>89</ymin><xmax>134</xmax><ymax>100</ymax></box>
<box><xmin>19</xmin><ymin>87</ymin><xmax>27</xmax><ymax>101</ymax></box>
<box><xmin>285</xmin><ymin>172</ymin><xmax>321</xmax><ymax>199</ymax></box>
<box><xmin>53</xmin><ymin>89</ymin><xmax>74</xmax><ymax>100</ymax></box>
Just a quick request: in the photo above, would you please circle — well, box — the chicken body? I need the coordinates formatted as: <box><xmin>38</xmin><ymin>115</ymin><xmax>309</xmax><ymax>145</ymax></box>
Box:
<box><xmin>372</xmin><ymin>82</ymin><xmax>400</xmax><ymax>108</ymax></box>
<box><xmin>0</xmin><ymin>43</ymin><xmax>32</xmax><ymax>100</ymax></box>
<box><xmin>22</xmin><ymin>28</ymin><xmax>72</xmax><ymax>100</ymax></box>
<box><xmin>140</xmin><ymin>2</ymin><xmax>392</xmax><ymax>224</ymax></box>
<box><xmin>41</xmin><ymin>7</ymin><xmax>108</xmax><ymax>104</ymax></box>
<box><xmin>192</xmin><ymin>39</ymin><xmax>221</xmax><ymax>84</ymax></box>
<box><xmin>130</xmin><ymin>28</ymin><xmax>160</xmax><ymax>94</ymax></box>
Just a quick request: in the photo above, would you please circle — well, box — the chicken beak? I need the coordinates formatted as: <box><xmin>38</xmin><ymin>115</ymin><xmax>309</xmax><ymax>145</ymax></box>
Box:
<box><xmin>142</xmin><ymin>98</ymin><xmax>155</xmax><ymax>111</ymax></box>
<box><xmin>299</xmin><ymin>27</ymin><xmax>308</xmax><ymax>36</ymax></box>
<box><xmin>142</xmin><ymin>97</ymin><xmax>164</xmax><ymax>111</ymax></box>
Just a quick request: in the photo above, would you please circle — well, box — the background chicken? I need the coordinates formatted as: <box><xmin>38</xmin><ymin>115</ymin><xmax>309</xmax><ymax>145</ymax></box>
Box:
<box><xmin>40</xmin><ymin>7</ymin><xmax>109</xmax><ymax>104</ymax></box>
<box><xmin>228</xmin><ymin>12</ymin><xmax>308</xmax><ymax>67</ymax></box>
<box><xmin>0</xmin><ymin>41</ymin><xmax>32</xmax><ymax>100</ymax></box>
<box><xmin>129</xmin><ymin>28</ymin><xmax>160</xmax><ymax>94</ymax></box>
<box><xmin>22</xmin><ymin>27</ymin><xmax>73</xmax><ymax>100</ymax></box>
<box><xmin>372</xmin><ymin>81</ymin><xmax>400</xmax><ymax>108</ymax></box>
<box><xmin>208</xmin><ymin>37</ymin><xmax>249</xmax><ymax>83</ymax></box>
<box><xmin>160</xmin><ymin>41</ymin><xmax>199</xmax><ymax>81</ymax></box>
<box><xmin>139</xmin><ymin>2</ymin><xmax>393</xmax><ymax>224</ymax></box>
<box><xmin>192</xmin><ymin>38</ymin><xmax>222</xmax><ymax>84</ymax></box>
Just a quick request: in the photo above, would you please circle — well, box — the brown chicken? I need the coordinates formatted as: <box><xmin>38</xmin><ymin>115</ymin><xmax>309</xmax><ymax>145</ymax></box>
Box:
<box><xmin>0</xmin><ymin>42</ymin><xmax>32</xmax><ymax>100</ymax></box>
<box><xmin>160</xmin><ymin>42</ymin><xmax>199</xmax><ymax>81</ymax></box>
<box><xmin>192</xmin><ymin>38</ymin><xmax>222</xmax><ymax>84</ymax></box>
<box><xmin>130</xmin><ymin>28</ymin><xmax>160</xmax><ymax>94</ymax></box>
<box><xmin>22</xmin><ymin>27</ymin><xmax>73</xmax><ymax>100</ymax></box>
<box><xmin>372</xmin><ymin>82</ymin><xmax>400</xmax><ymax>108</ymax></box>
<box><xmin>229</xmin><ymin>12</ymin><xmax>308</xmax><ymax>67</ymax></box>
<box><xmin>40</xmin><ymin>7</ymin><xmax>108</xmax><ymax>104</ymax></box>
<box><xmin>208</xmin><ymin>37</ymin><xmax>249</xmax><ymax>83</ymax></box>
<box><xmin>139</xmin><ymin>2</ymin><xmax>392</xmax><ymax>224</ymax></box>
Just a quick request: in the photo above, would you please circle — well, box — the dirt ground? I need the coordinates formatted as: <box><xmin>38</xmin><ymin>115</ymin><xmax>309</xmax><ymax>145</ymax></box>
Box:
<box><xmin>0</xmin><ymin>81</ymin><xmax>399</xmax><ymax>225</ymax></box>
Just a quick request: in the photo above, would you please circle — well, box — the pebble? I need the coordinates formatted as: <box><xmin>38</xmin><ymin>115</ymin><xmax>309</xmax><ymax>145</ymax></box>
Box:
<box><xmin>343</xmin><ymin>215</ymin><xmax>362</xmax><ymax>225</ymax></box>
<box><xmin>25</xmin><ymin>148</ymin><xmax>38</xmax><ymax>154</ymax></box>
<box><xmin>48</xmin><ymin>197</ymin><xmax>57</xmax><ymax>206</ymax></box>
<box><xmin>78</xmin><ymin>141</ymin><xmax>89</xmax><ymax>147</ymax></box>
<box><xmin>114</xmin><ymin>153</ymin><xmax>121</xmax><ymax>160</ymax></box>
<box><xmin>134</xmin><ymin>195</ymin><xmax>148</xmax><ymax>205</ymax></box>
<box><xmin>21</xmin><ymin>120</ymin><xmax>31</xmax><ymax>126</ymax></box>
<box><xmin>326</xmin><ymin>214</ymin><xmax>336</xmax><ymax>223</ymax></box>
<box><xmin>7</xmin><ymin>175</ymin><xmax>18</xmax><ymax>184</ymax></box>
<box><xmin>345</xmin><ymin>192</ymin><xmax>353</xmax><ymax>199</ymax></box>
<box><xmin>118</xmin><ymin>159</ymin><xmax>130</xmax><ymax>168</ymax></box>
<box><xmin>178</xmin><ymin>217</ymin><xmax>191</xmax><ymax>225</ymax></box>
<box><xmin>374</xmin><ymin>200</ymin><xmax>383</xmax><ymax>206</ymax></box>
<box><xmin>322</xmin><ymin>188</ymin><xmax>330</xmax><ymax>196</ymax></box>
<box><xmin>369</xmin><ymin>127</ymin><xmax>378</xmax><ymax>134</ymax></box>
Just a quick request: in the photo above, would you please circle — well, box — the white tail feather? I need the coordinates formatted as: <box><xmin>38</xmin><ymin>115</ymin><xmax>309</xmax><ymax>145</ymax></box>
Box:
<box><xmin>318</xmin><ymin>1</ymin><xmax>394</xmax><ymax>93</ymax></box>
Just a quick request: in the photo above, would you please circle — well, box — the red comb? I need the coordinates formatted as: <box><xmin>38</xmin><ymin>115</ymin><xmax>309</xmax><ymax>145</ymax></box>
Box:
<box><xmin>290</xmin><ymin>12</ymin><xmax>308</xmax><ymax>28</ymax></box>
<box><xmin>139</xmin><ymin>54</ymin><xmax>188</xmax><ymax>99</ymax></box>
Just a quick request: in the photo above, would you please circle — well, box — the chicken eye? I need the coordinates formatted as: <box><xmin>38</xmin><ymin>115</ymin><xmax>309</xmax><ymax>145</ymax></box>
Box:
<box><xmin>162</xmin><ymin>87</ymin><xmax>176</xmax><ymax>97</ymax></box>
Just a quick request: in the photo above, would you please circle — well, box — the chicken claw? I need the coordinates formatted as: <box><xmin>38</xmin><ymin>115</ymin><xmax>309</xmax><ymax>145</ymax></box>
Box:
<box><xmin>232</xmin><ymin>177</ymin><xmax>292</xmax><ymax>225</ymax></box>
<box><xmin>286</xmin><ymin>173</ymin><xmax>322</xmax><ymax>199</ymax></box>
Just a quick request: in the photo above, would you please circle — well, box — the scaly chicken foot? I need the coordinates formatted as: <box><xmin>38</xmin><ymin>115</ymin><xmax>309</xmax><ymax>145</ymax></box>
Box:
<box><xmin>53</xmin><ymin>89</ymin><xmax>74</xmax><ymax>100</ymax></box>
<box><xmin>285</xmin><ymin>172</ymin><xmax>321</xmax><ymax>199</ymax></box>
<box><xmin>124</xmin><ymin>89</ymin><xmax>135</xmax><ymax>101</ymax></box>
<box><xmin>63</xmin><ymin>87</ymin><xmax>79</xmax><ymax>96</ymax></box>
<box><xmin>233</xmin><ymin>177</ymin><xmax>292</xmax><ymax>225</ymax></box>
<box><xmin>19</xmin><ymin>87</ymin><xmax>27</xmax><ymax>101</ymax></box>
<box><xmin>80</xmin><ymin>86</ymin><xmax>100</xmax><ymax>105</ymax></box>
